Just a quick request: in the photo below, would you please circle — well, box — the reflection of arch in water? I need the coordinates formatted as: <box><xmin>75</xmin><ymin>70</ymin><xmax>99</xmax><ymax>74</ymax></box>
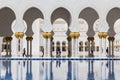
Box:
<box><xmin>62</xmin><ymin>41</ymin><xmax>66</xmax><ymax>51</ymax></box>
<box><xmin>79</xmin><ymin>41</ymin><xmax>83</xmax><ymax>52</ymax></box>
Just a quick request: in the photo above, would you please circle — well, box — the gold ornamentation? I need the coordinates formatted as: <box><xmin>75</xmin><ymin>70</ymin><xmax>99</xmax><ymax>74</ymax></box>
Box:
<box><xmin>19</xmin><ymin>32</ymin><xmax>24</xmax><ymax>38</ymax></box>
<box><xmin>26</xmin><ymin>37</ymin><xmax>33</xmax><ymax>41</ymax></box>
<box><xmin>87</xmin><ymin>37</ymin><xmax>94</xmax><ymax>41</ymax></box>
<box><xmin>108</xmin><ymin>37</ymin><xmax>115</xmax><ymax>41</ymax></box>
<box><xmin>70</xmin><ymin>32</ymin><xmax>80</xmax><ymax>38</ymax></box>
<box><xmin>15</xmin><ymin>32</ymin><xmax>24</xmax><ymax>38</ymax></box>
<box><xmin>98</xmin><ymin>32</ymin><xmax>107</xmax><ymax>38</ymax></box>
<box><xmin>15</xmin><ymin>32</ymin><xmax>19</xmax><ymax>38</ymax></box>
<box><xmin>5</xmin><ymin>37</ymin><xmax>12</xmax><ymax>42</ymax></box>
<box><xmin>102</xmin><ymin>32</ymin><xmax>107</xmax><ymax>38</ymax></box>
<box><xmin>42</xmin><ymin>32</ymin><xmax>52</xmax><ymax>38</ymax></box>
<box><xmin>98</xmin><ymin>32</ymin><xmax>102</xmax><ymax>38</ymax></box>
<box><xmin>67</xmin><ymin>36</ymin><xmax>71</xmax><ymax>41</ymax></box>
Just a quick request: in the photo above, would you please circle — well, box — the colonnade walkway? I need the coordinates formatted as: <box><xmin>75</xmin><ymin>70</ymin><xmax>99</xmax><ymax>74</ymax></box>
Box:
<box><xmin>1</xmin><ymin>52</ymin><xmax>120</xmax><ymax>59</ymax></box>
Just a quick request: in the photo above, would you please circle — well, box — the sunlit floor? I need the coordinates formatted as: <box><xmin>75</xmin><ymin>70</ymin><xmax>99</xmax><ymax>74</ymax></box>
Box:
<box><xmin>0</xmin><ymin>59</ymin><xmax>120</xmax><ymax>80</ymax></box>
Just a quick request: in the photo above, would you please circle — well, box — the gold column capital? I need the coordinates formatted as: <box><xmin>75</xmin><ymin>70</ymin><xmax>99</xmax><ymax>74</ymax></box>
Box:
<box><xmin>5</xmin><ymin>37</ymin><xmax>12</xmax><ymax>42</ymax></box>
<box><xmin>87</xmin><ymin>37</ymin><xmax>94</xmax><ymax>41</ymax></box>
<box><xmin>70</xmin><ymin>32</ymin><xmax>80</xmax><ymax>38</ymax></box>
<box><xmin>26</xmin><ymin>37</ymin><xmax>33</xmax><ymax>41</ymax></box>
<box><xmin>67</xmin><ymin>36</ymin><xmax>71</xmax><ymax>41</ymax></box>
<box><xmin>14</xmin><ymin>32</ymin><xmax>24</xmax><ymax>38</ymax></box>
<box><xmin>19</xmin><ymin>32</ymin><xmax>24</xmax><ymax>38</ymax></box>
<box><xmin>102</xmin><ymin>32</ymin><xmax>107</xmax><ymax>38</ymax></box>
<box><xmin>108</xmin><ymin>37</ymin><xmax>115</xmax><ymax>41</ymax></box>
<box><xmin>50</xmin><ymin>36</ymin><xmax>53</xmax><ymax>41</ymax></box>
<box><xmin>15</xmin><ymin>32</ymin><xmax>19</xmax><ymax>38</ymax></box>
<box><xmin>98</xmin><ymin>32</ymin><xmax>102</xmax><ymax>38</ymax></box>
<box><xmin>42</xmin><ymin>32</ymin><xmax>52</xmax><ymax>38</ymax></box>
<box><xmin>75</xmin><ymin>32</ymin><xmax>80</xmax><ymax>38</ymax></box>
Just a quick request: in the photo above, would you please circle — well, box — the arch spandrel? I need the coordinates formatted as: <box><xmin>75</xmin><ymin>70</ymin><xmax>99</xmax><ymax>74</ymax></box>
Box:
<box><xmin>107</xmin><ymin>7</ymin><xmax>120</xmax><ymax>37</ymax></box>
<box><xmin>0</xmin><ymin>7</ymin><xmax>16</xmax><ymax>37</ymax></box>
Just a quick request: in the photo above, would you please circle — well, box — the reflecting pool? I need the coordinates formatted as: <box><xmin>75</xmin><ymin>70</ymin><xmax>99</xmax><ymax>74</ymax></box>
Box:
<box><xmin>0</xmin><ymin>59</ymin><xmax>120</xmax><ymax>80</ymax></box>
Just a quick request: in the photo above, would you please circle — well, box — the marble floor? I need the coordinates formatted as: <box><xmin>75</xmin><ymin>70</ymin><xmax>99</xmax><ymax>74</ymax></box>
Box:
<box><xmin>0</xmin><ymin>59</ymin><xmax>120</xmax><ymax>80</ymax></box>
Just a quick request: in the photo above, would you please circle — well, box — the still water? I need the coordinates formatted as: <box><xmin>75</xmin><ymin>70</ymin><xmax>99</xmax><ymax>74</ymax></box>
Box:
<box><xmin>0</xmin><ymin>59</ymin><xmax>120</xmax><ymax>80</ymax></box>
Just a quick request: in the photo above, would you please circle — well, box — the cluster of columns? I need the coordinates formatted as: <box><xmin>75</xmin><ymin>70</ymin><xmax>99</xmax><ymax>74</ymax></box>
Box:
<box><xmin>67</xmin><ymin>36</ymin><xmax>72</xmax><ymax>57</ymax></box>
<box><xmin>42</xmin><ymin>32</ymin><xmax>53</xmax><ymax>57</ymax></box>
<box><xmin>108</xmin><ymin>37</ymin><xmax>115</xmax><ymax>57</ymax></box>
<box><xmin>87</xmin><ymin>37</ymin><xmax>94</xmax><ymax>57</ymax></box>
<box><xmin>15</xmin><ymin>32</ymin><xmax>33</xmax><ymax>57</ymax></box>
<box><xmin>87</xmin><ymin>60</ymin><xmax>94</xmax><ymax>80</ymax></box>
<box><xmin>69</xmin><ymin>32</ymin><xmax>80</xmax><ymax>57</ymax></box>
<box><xmin>98</xmin><ymin>32</ymin><xmax>107</xmax><ymax>57</ymax></box>
<box><xmin>26</xmin><ymin>37</ymin><xmax>33</xmax><ymax>57</ymax></box>
<box><xmin>108</xmin><ymin>60</ymin><xmax>115</xmax><ymax>80</ymax></box>
<box><xmin>14</xmin><ymin>32</ymin><xmax>24</xmax><ymax>57</ymax></box>
<box><xmin>5</xmin><ymin>37</ymin><xmax>12</xmax><ymax>57</ymax></box>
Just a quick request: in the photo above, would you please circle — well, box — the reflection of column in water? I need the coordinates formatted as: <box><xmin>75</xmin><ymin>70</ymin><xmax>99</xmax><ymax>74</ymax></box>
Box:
<box><xmin>108</xmin><ymin>60</ymin><xmax>115</xmax><ymax>80</ymax></box>
<box><xmin>50</xmin><ymin>60</ymin><xmax>53</xmax><ymax>80</ymax></box>
<box><xmin>72</xmin><ymin>61</ymin><xmax>78</xmax><ymax>80</ymax></box>
<box><xmin>26</xmin><ymin>60</ymin><xmax>32</xmax><ymax>80</ymax></box>
<box><xmin>39</xmin><ymin>61</ymin><xmax>44</xmax><ymax>80</ymax></box>
<box><xmin>44</xmin><ymin>61</ymin><xmax>50</xmax><ymax>80</ymax></box>
<box><xmin>16</xmin><ymin>60</ymin><xmax>22</xmax><ymax>80</ymax></box>
<box><xmin>5</xmin><ymin>60</ymin><xmax>12</xmax><ymax>80</ymax></box>
<box><xmin>67</xmin><ymin>60</ymin><xmax>72</xmax><ymax>80</ymax></box>
<box><xmin>0</xmin><ymin>59</ymin><xmax>2</xmax><ymax>79</ymax></box>
<box><xmin>87</xmin><ymin>60</ymin><xmax>94</xmax><ymax>80</ymax></box>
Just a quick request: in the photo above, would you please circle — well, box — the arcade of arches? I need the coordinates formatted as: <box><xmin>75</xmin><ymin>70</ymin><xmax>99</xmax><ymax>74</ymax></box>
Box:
<box><xmin>0</xmin><ymin>0</ymin><xmax>120</xmax><ymax>58</ymax></box>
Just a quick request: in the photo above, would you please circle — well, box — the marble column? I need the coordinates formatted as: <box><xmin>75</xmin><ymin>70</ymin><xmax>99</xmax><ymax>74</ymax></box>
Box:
<box><xmin>26</xmin><ymin>39</ymin><xmax>29</xmax><ymax>57</ymax></box>
<box><xmin>42</xmin><ymin>32</ymin><xmax>52</xmax><ymax>57</ymax></box>
<box><xmin>103</xmin><ymin>38</ymin><xmax>106</xmax><ymax>55</ymax></box>
<box><xmin>111</xmin><ymin>37</ymin><xmax>115</xmax><ymax>57</ymax></box>
<box><xmin>98</xmin><ymin>32</ymin><xmax>102</xmax><ymax>57</ymax></box>
<box><xmin>6</xmin><ymin>39</ymin><xmax>9</xmax><ymax>56</ymax></box>
<box><xmin>102</xmin><ymin>32</ymin><xmax>107</xmax><ymax>57</ymax></box>
<box><xmin>108</xmin><ymin>39</ymin><xmax>111</xmax><ymax>57</ymax></box>
<box><xmin>69</xmin><ymin>32</ymin><xmax>80</xmax><ymax>58</ymax></box>
<box><xmin>75</xmin><ymin>38</ymin><xmax>79</xmax><ymax>57</ymax></box>
<box><xmin>19</xmin><ymin>33</ymin><xmax>24</xmax><ymax>57</ymax></box>
<box><xmin>88</xmin><ymin>40</ymin><xmax>90</xmax><ymax>56</ymax></box>
<box><xmin>50</xmin><ymin>37</ymin><xmax>53</xmax><ymax>57</ymax></box>
<box><xmin>14</xmin><ymin>32</ymin><xmax>19</xmax><ymax>56</ymax></box>
<box><xmin>47</xmin><ymin>38</ymin><xmax>50</xmax><ymax>57</ymax></box>
<box><xmin>87</xmin><ymin>37</ymin><xmax>94</xmax><ymax>57</ymax></box>
<box><xmin>67</xmin><ymin>36</ymin><xmax>71</xmax><ymax>57</ymax></box>
<box><xmin>26</xmin><ymin>37</ymin><xmax>33</xmax><ymax>57</ymax></box>
<box><xmin>9</xmin><ymin>39</ymin><xmax>12</xmax><ymax>57</ymax></box>
<box><xmin>71</xmin><ymin>38</ymin><xmax>75</xmax><ymax>57</ymax></box>
<box><xmin>15</xmin><ymin>32</ymin><xmax>24</xmax><ymax>57</ymax></box>
<box><xmin>30</xmin><ymin>37</ymin><xmax>33</xmax><ymax>57</ymax></box>
<box><xmin>5</xmin><ymin>37</ymin><xmax>12</xmax><ymax>57</ymax></box>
